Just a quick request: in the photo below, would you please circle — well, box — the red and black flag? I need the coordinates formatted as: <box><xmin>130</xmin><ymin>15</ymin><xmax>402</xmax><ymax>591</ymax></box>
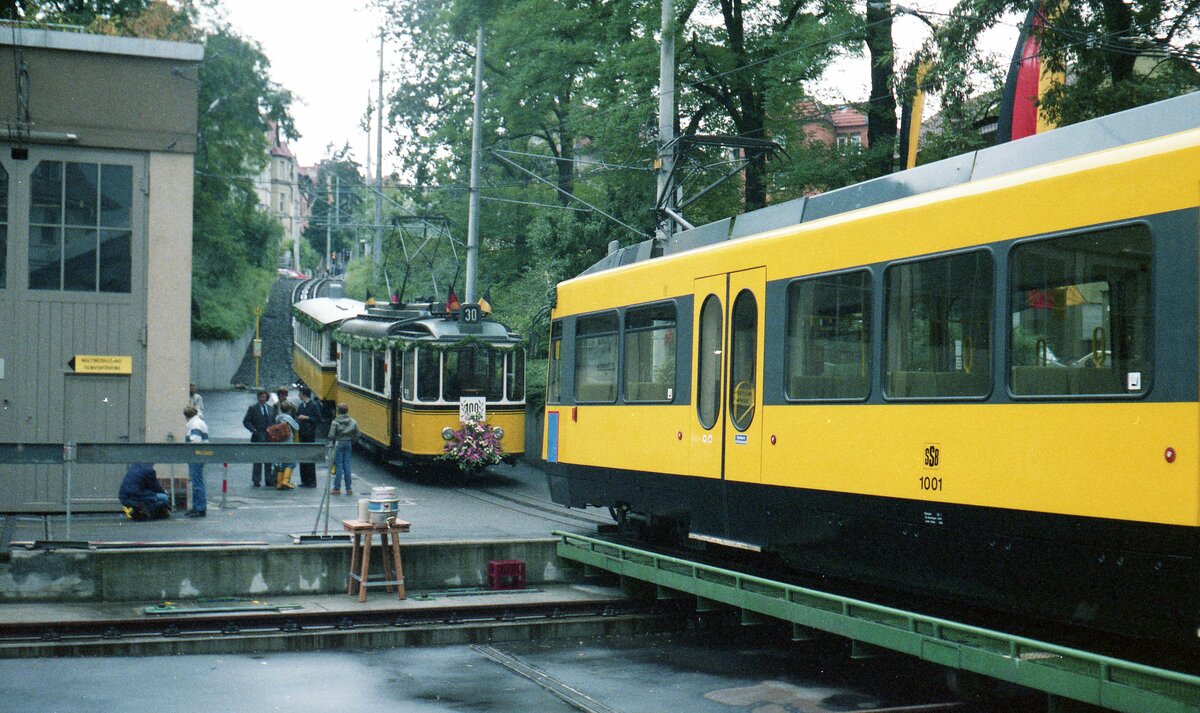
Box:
<box><xmin>997</xmin><ymin>1</ymin><xmax>1064</xmax><ymax>143</ymax></box>
<box><xmin>447</xmin><ymin>287</ymin><xmax>460</xmax><ymax>312</ymax></box>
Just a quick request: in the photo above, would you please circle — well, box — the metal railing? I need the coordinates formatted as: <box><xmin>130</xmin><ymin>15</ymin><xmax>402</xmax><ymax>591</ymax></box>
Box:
<box><xmin>0</xmin><ymin>441</ymin><xmax>332</xmax><ymax>540</ymax></box>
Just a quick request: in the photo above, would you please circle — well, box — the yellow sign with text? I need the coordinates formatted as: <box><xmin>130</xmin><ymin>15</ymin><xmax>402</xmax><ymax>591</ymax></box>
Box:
<box><xmin>71</xmin><ymin>355</ymin><xmax>133</xmax><ymax>375</ymax></box>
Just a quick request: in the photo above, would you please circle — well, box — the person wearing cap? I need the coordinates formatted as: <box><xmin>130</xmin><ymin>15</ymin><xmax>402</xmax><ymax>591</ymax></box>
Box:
<box><xmin>183</xmin><ymin>405</ymin><xmax>209</xmax><ymax>517</ymax></box>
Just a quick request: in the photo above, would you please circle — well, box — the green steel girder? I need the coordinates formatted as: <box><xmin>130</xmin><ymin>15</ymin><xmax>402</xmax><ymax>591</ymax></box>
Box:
<box><xmin>555</xmin><ymin>532</ymin><xmax>1200</xmax><ymax>713</ymax></box>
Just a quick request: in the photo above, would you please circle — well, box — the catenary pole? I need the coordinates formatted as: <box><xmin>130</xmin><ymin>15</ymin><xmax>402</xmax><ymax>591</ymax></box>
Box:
<box><xmin>465</xmin><ymin>21</ymin><xmax>484</xmax><ymax>304</ymax></box>
<box><xmin>324</xmin><ymin>172</ymin><xmax>332</xmax><ymax>274</ymax></box>
<box><xmin>656</xmin><ymin>0</ymin><xmax>677</xmax><ymax>248</ymax></box>
<box><xmin>374</xmin><ymin>32</ymin><xmax>384</xmax><ymax>268</ymax></box>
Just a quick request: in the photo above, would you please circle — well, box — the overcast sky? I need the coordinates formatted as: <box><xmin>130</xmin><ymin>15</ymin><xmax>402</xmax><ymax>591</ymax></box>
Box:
<box><xmin>218</xmin><ymin>1</ymin><xmax>1018</xmax><ymax>174</ymax></box>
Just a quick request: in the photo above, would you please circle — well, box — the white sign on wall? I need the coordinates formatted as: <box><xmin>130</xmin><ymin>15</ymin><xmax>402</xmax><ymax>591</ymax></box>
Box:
<box><xmin>459</xmin><ymin>397</ymin><xmax>486</xmax><ymax>423</ymax></box>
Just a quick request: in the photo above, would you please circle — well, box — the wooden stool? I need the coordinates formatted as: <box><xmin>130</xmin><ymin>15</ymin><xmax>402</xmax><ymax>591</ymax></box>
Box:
<box><xmin>342</xmin><ymin>518</ymin><xmax>411</xmax><ymax>602</ymax></box>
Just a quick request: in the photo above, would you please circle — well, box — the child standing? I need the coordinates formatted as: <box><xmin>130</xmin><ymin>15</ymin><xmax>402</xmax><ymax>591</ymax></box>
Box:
<box><xmin>328</xmin><ymin>403</ymin><xmax>359</xmax><ymax>495</ymax></box>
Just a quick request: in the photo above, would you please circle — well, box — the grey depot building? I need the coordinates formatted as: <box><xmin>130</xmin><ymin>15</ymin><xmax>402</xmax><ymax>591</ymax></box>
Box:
<box><xmin>0</xmin><ymin>28</ymin><xmax>202</xmax><ymax>511</ymax></box>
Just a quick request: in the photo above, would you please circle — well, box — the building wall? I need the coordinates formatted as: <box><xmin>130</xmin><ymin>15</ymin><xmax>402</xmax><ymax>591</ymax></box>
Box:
<box><xmin>146</xmin><ymin>151</ymin><xmax>194</xmax><ymax>444</ymax></box>
<box><xmin>0</xmin><ymin>29</ymin><xmax>200</xmax><ymax>512</ymax></box>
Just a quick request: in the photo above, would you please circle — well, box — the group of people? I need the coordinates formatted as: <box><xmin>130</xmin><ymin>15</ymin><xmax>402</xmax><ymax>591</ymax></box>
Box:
<box><xmin>118</xmin><ymin>383</ymin><xmax>360</xmax><ymax>521</ymax></box>
<box><xmin>241</xmin><ymin>385</ymin><xmax>325</xmax><ymax>489</ymax></box>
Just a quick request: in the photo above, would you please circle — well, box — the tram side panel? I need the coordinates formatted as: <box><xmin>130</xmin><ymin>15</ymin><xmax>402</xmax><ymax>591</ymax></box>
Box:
<box><xmin>543</xmin><ymin>126</ymin><xmax>1200</xmax><ymax>645</ymax></box>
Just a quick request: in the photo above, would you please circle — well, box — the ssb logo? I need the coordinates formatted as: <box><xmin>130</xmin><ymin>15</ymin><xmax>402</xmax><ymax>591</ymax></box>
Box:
<box><xmin>923</xmin><ymin>444</ymin><xmax>940</xmax><ymax>469</ymax></box>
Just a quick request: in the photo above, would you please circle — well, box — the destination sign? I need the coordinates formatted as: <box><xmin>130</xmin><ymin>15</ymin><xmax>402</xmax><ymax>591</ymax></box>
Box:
<box><xmin>69</xmin><ymin>355</ymin><xmax>133</xmax><ymax>375</ymax></box>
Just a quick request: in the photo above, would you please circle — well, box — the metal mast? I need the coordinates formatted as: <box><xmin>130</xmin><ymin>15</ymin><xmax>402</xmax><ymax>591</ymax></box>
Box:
<box><xmin>465</xmin><ymin>21</ymin><xmax>484</xmax><ymax>304</ymax></box>
<box><xmin>373</xmin><ymin>32</ymin><xmax>384</xmax><ymax>266</ymax></box>
<box><xmin>655</xmin><ymin>0</ymin><xmax>678</xmax><ymax>248</ymax></box>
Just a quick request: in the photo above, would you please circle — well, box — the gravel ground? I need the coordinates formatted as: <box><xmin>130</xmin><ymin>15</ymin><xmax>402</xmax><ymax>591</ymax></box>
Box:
<box><xmin>232</xmin><ymin>278</ymin><xmax>301</xmax><ymax>392</ymax></box>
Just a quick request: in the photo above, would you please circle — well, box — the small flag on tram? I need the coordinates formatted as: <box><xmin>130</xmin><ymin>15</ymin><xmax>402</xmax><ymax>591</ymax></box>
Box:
<box><xmin>447</xmin><ymin>288</ymin><xmax>460</xmax><ymax>312</ymax></box>
<box><xmin>365</xmin><ymin>290</ymin><xmax>376</xmax><ymax>306</ymax></box>
<box><xmin>479</xmin><ymin>287</ymin><xmax>493</xmax><ymax>315</ymax></box>
<box><xmin>390</xmin><ymin>291</ymin><xmax>400</xmax><ymax>305</ymax></box>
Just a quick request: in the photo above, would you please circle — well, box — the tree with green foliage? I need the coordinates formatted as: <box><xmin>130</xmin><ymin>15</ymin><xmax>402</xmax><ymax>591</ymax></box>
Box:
<box><xmin>676</xmin><ymin>0</ymin><xmax>860</xmax><ymax>208</ymax></box>
<box><xmin>299</xmin><ymin>146</ymin><xmax>367</xmax><ymax>274</ymax></box>
<box><xmin>935</xmin><ymin>0</ymin><xmax>1200</xmax><ymax>129</ymax></box>
<box><xmin>190</xmin><ymin>27</ymin><xmax>295</xmax><ymax>339</ymax></box>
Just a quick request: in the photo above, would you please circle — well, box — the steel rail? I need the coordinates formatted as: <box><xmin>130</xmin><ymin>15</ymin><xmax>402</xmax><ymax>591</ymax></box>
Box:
<box><xmin>0</xmin><ymin>598</ymin><xmax>682</xmax><ymax>659</ymax></box>
<box><xmin>473</xmin><ymin>644</ymin><xmax>623</xmax><ymax>713</ymax></box>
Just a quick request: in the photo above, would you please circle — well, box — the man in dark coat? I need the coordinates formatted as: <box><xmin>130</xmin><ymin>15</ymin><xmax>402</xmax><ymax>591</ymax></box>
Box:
<box><xmin>118</xmin><ymin>463</ymin><xmax>170</xmax><ymax>520</ymax></box>
<box><xmin>242</xmin><ymin>389</ymin><xmax>274</xmax><ymax>487</ymax></box>
<box><xmin>295</xmin><ymin>386</ymin><xmax>323</xmax><ymax>488</ymax></box>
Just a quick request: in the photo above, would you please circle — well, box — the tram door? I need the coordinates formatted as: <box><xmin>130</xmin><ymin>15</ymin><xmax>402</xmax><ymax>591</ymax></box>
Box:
<box><xmin>690</xmin><ymin>268</ymin><xmax>766</xmax><ymax>487</ymax></box>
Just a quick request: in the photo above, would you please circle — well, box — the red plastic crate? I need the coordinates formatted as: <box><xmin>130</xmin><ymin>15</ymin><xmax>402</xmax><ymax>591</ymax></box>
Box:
<box><xmin>487</xmin><ymin>559</ymin><xmax>526</xmax><ymax>590</ymax></box>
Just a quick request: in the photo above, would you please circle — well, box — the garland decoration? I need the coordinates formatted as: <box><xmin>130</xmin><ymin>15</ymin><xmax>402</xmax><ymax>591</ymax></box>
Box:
<box><xmin>291</xmin><ymin>306</ymin><xmax>326</xmax><ymax>333</ymax></box>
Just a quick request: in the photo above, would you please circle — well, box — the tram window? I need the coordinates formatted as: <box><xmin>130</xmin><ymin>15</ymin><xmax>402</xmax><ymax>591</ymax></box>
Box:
<box><xmin>547</xmin><ymin>322</ymin><xmax>562</xmax><ymax>404</ymax></box>
<box><xmin>786</xmin><ymin>271</ymin><xmax>871</xmax><ymax>400</ymax></box>
<box><xmin>417</xmin><ymin>349</ymin><xmax>441</xmax><ymax>401</ymax></box>
<box><xmin>623</xmin><ymin>303</ymin><xmax>676</xmax><ymax>402</ymax></box>
<box><xmin>402</xmin><ymin>349</ymin><xmax>416</xmax><ymax>400</ymax></box>
<box><xmin>444</xmin><ymin>347</ymin><xmax>504</xmax><ymax>401</ymax></box>
<box><xmin>350</xmin><ymin>347</ymin><xmax>362</xmax><ymax>386</ymax></box>
<box><xmin>373</xmin><ymin>351</ymin><xmax>387</xmax><ymax>394</ymax></box>
<box><xmin>885</xmin><ymin>251</ymin><xmax>993</xmax><ymax>398</ymax></box>
<box><xmin>507</xmin><ymin>348</ymin><xmax>526</xmax><ymax>402</ymax></box>
<box><xmin>327</xmin><ymin>335</ymin><xmax>338</xmax><ymax>362</ymax></box>
<box><xmin>697</xmin><ymin>294</ymin><xmax>723</xmax><ymax>429</ymax></box>
<box><xmin>575</xmin><ymin>312</ymin><xmax>618</xmax><ymax>403</ymax></box>
<box><xmin>728</xmin><ymin>290</ymin><xmax>758</xmax><ymax>431</ymax></box>
<box><xmin>338</xmin><ymin>345</ymin><xmax>348</xmax><ymax>381</ymax></box>
<box><xmin>29</xmin><ymin>160</ymin><xmax>131</xmax><ymax>293</ymax></box>
<box><xmin>1009</xmin><ymin>226</ymin><xmax>1151</xmax><ymax>396</ymax></box>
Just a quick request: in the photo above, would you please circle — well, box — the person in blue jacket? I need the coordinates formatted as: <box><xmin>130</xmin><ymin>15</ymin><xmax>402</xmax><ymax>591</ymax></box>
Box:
<box><xmin>118</xmin><ymin>463</ymin><xmax>170</xmax><ymax>520</ymax></box>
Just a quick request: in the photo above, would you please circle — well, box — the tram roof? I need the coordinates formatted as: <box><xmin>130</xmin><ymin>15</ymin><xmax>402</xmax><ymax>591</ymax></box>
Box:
<box><xmin>337</xmin><ymin>303</ymin><xmax>521</xmax><ymax>345</ymax></box>
<box><xmin>581</xmin><ymin>90</ymin><xmax>1200</xmax><ymax>276</ymax></box>
<box><xmin>292</xmin><ymin>297</ymin><xmax>366</xmax><ymax>327</ymax></box>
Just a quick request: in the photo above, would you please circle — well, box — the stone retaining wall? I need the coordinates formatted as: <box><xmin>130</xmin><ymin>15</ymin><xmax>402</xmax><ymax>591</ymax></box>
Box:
<box><xmin>0</xmin><ymin>539</ymin><xmax>570</xmax><ymax>602</ymax></box>
<box><xmin>190</xmin><ymin>326</ymin><xmax>255</xmax><ymax>390</ymax></box>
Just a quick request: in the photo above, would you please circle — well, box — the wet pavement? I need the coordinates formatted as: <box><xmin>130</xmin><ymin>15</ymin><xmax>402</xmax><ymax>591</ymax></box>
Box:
<box><xmin>0</xmin><ymin>625</ymin><xmax>999</xmax><ymax>713</ymax></box>
<box><xmin>5</xmin><ymin>389</ymin><xmax>606</xmax><ymax>545</ymax></box>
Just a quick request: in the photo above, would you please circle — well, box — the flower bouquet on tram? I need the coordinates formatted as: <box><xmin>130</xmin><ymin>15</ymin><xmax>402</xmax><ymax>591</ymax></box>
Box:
<box><xmin>439</xmin><ymin>417</ymin><xmax>505</xmax><ymax>473</ymax></box>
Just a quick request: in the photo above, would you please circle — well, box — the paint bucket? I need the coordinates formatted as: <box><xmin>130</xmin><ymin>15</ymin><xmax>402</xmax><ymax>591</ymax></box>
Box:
<box><xmin>357</xmin><ymin>498</ymin><xmax>369</xmax><ymax>522</ymax></box>
<box><xmin>368</xmin><ymin>486</ymin><xmax>399</xmax><ymax>524</ymax></box>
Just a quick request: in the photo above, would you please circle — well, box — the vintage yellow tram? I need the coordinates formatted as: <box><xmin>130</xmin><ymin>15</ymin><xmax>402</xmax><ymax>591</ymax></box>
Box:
<box><xmin>292</xmin><ymin>296</ymin><xmax>366</xmax><ymax>404</ymax></box>
<box><xmin>331</xmin><ymin>301</ymin><xmax>526</xmax><ymax>465</ymax></box>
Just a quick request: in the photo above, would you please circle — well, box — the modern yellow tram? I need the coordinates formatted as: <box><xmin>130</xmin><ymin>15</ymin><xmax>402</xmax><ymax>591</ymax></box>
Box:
<box><xmin>543</xmin><ymin>92</ymin><xmax>1200</xmax><ymax>647</ymax></box>
<box><xmin>328</xmin><ymin>301</ymin><xmax>526</xmax><ymax>465</ymax></box>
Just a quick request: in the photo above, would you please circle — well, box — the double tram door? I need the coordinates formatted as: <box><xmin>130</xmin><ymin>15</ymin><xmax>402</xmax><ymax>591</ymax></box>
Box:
<box><xmin>690</xmin><ymin>268</ymin><xmax>766</xmax><ymax>535</ymax></box>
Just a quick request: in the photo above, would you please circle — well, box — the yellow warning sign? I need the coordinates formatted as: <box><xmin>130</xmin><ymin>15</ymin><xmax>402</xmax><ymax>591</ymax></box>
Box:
<box><xmin>71</xmin><ymin>355</ymin><xmax>132</xmax><ymax>374</ymax></box>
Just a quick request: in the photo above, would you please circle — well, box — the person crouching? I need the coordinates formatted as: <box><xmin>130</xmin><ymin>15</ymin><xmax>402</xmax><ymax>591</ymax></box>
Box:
<box><xmin>119</xmin><ymin>463</ymin><xmax>170</xmax><ymax>520</ymax></box>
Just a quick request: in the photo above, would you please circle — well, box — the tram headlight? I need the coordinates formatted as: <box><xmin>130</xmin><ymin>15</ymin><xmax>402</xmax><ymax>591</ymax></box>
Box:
<box><xmin>493</xmin><ymin>427</ymin><xmax>505</xmax><ymax>440</ymax></box>
<box><xmin>441</xmin><ymin>427</ymin><xmax>455</xmax><ymax>441</ymax></box>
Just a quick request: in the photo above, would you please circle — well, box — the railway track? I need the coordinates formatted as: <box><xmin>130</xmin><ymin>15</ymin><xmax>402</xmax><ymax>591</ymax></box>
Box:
<box><xmin>457</xmin><ymin>483</ymin><xmax>614</xmax><ymax>531</ymax></box>
<box><xmin>0</xmin><ymin>596</ymin><xmax>679</xmax><ymax>659</ymax></box>
<box><xmin>291</xmin><ymin>276</ymin><xmax>331</xmax><ymax>303</ymax></box>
